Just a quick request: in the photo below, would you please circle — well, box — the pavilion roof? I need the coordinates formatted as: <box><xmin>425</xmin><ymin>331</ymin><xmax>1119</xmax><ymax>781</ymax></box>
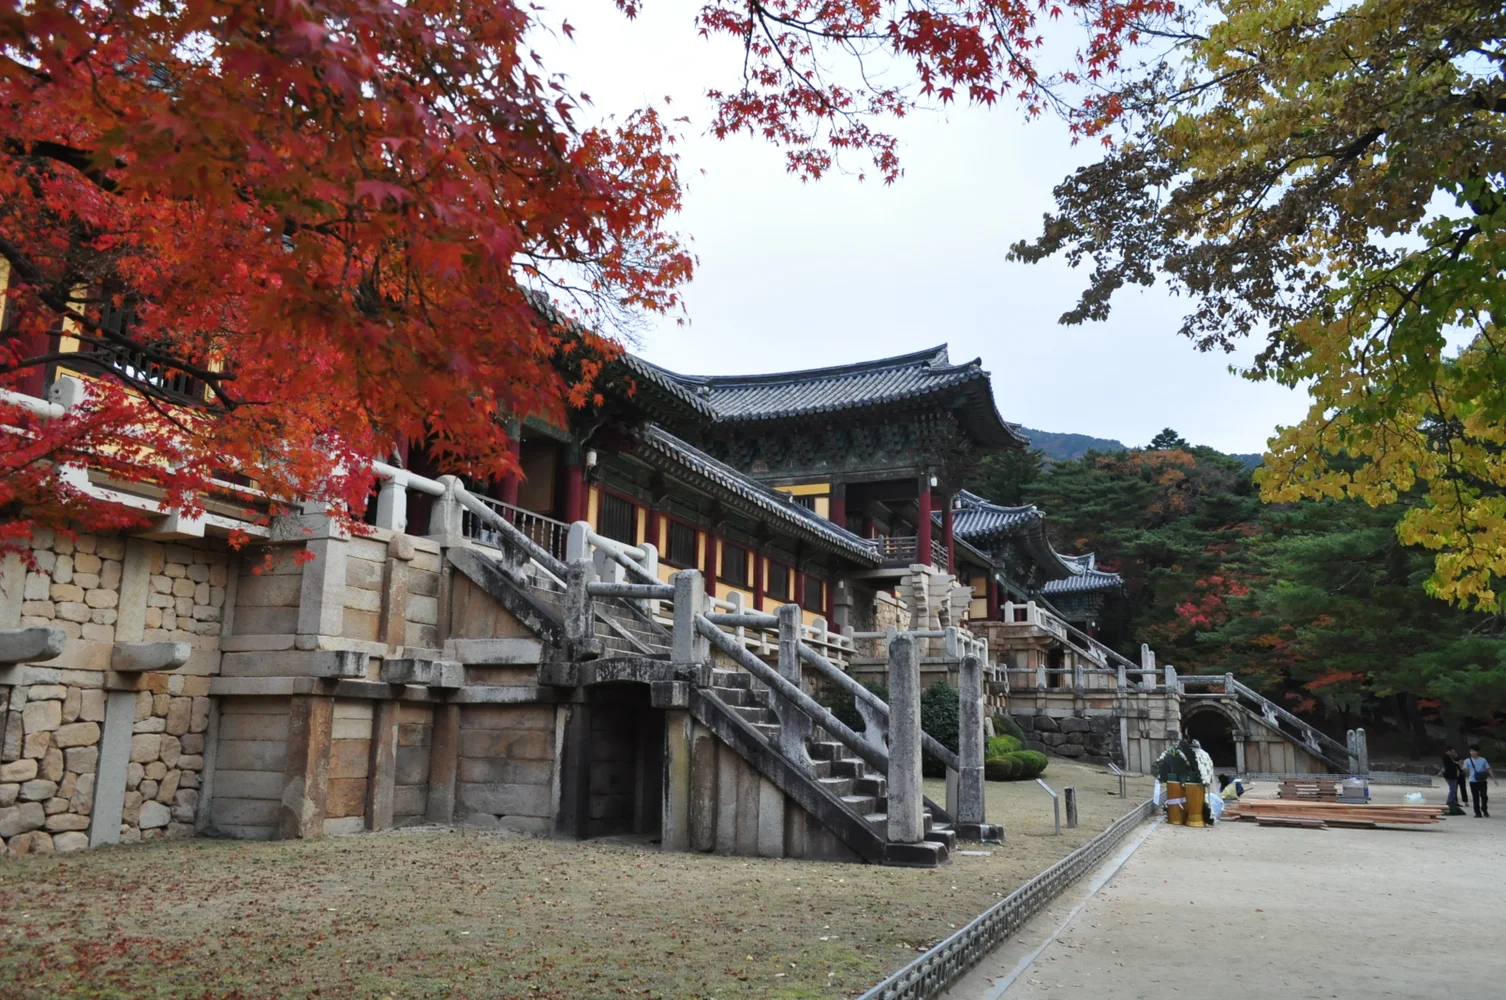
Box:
<box><xmin>620</xmin><ymin>346</ymin><xmax>1028</xmax><ymax>448</ymax></box>
<box><xmin>1040</xmin><ymin>552</ymin><xmax>1125</xmax><ymax>595</ymax></box>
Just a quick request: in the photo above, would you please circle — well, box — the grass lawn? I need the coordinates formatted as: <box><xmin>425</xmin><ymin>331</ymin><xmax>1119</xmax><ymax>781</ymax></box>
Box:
<box><xmin>0</xmin><ymin>761</ymin><xmax>1150</xmax><ymax>1000</ymax></box>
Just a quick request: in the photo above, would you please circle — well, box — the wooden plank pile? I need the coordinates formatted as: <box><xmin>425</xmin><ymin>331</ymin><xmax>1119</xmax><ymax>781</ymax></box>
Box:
<box><xmin>1224</xmin><ymin>798</ymin><xmax>1445</xmax><ymax>830</ymax></box>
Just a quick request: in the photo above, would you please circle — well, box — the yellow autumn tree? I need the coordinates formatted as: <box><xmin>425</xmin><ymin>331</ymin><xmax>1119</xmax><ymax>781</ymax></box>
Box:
<box><xmin>1011</xmin><ymin>0</ymin><xmax>1506</xmax><ymax>607</ymax></box>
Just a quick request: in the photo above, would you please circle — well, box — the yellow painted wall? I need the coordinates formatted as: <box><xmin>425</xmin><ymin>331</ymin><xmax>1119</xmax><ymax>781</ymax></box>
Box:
<box><xmin>774</xmin><ymin>482</ymin><xmax>830</xmax><ymax>496</ymax></box>
<box><xmin>587</xmin><ymin>486</ymin><xmax>601</xmax><ymax>528</ymax></box>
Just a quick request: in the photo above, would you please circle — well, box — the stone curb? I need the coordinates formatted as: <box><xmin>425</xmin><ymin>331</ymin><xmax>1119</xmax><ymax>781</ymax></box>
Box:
<box><xmin>857</xmin><ymin>798</ymin><xmax>1157</xmax><ymax>1000</ymax></box>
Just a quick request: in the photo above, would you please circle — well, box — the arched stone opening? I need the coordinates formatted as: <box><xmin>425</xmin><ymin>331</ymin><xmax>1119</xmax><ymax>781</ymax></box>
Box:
<box><xmin>1184</xmin><ymin>706</ymin><xmax>1240</xmax><ymax>770</ymax></box>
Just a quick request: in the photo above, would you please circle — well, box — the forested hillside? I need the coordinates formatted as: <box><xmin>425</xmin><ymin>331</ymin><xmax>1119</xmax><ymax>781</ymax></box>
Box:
<box><xmin>969</xmin><ymin>432</ymin><xmax>1506</xmax><ymax>756</ymax></box>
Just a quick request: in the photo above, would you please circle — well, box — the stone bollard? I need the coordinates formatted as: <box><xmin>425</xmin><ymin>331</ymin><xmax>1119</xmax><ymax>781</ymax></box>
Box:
<box><xmin>886</xmin><ymin>633</ymin><xmax>924</xmax><ymax>844</ymax></box>
<box><xmin>1064</xmin><ymin>786</ymin><xmax>1079</xmax><ymax>829</ymax></box>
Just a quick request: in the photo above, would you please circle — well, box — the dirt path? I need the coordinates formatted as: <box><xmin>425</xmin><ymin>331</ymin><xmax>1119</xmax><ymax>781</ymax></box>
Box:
<box><xmin>942</xmin><ymin>779</ymin><xmax>1506</xmax><ymax>999</ymax></box>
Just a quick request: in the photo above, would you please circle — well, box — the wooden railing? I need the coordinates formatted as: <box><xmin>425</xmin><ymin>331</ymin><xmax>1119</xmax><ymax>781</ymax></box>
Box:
<box><xmin>872</xmin><ymin>535</ymin><xmax>950</xmax><ymax>571</ymax></box>
<box><xmin>462</xmin><ymin>495</ymin><xmax>569</xmax><ymax>563</ymax></box>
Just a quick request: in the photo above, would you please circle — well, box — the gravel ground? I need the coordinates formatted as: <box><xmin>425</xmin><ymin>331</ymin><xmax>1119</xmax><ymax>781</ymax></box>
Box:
<box><xmin>942</xmin><ymin>778</ymin><xmax>1506</xmax><ymax>1000</ymax></box>
<box><xmin>0</xmin><ymin>761</ymin><xmax>1148</xmax><ymax>1000</ymax></box>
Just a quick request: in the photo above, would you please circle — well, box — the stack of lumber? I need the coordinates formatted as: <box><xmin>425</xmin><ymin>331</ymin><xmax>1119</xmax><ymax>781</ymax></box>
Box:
<box><xmin>1224</xmin><ymin>799</ymin><xmax>1444</xmax><ymax>830</ymax></box>
<box><xmin>1277</xmin><ymin>778</ymin><xmax>1339</xmax><ymax>801</ymax></box>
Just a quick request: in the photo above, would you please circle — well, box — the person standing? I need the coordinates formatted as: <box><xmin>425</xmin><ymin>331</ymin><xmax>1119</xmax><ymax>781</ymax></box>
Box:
<box><xmin>1443</xmin><ymin>747</ymin><xmax>1468</xmax><ymax>815</ymax></box>
<box><xmin>1461</xmin><ymin>746</ymin><xmax>1493</xmax><ymax>818</ymax></box>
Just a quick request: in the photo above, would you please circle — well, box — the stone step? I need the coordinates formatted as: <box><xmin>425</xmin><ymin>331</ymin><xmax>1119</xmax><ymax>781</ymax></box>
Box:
<box><xmin>841</xmin><ymin>794</ymin><xmax>877</xmax><ymax>814</ymax></box>
<box><xmin>818</xmin><ymin>776</ymin><xmax>855</xmax><ymax>798</ymax></box>
<box><xmin>829</xmin><ymin>758</ymin><xmax>865</xmax><ymax>779</ymax></box>
<box><xmin>734</xmin><ymin>705</ymin><xmax>773</xmax><ymax>725</ymax></box>
<box><xmin>711</xmin><ymin>670</ymin><xmax>752</xmax><ymax>690</ymax></box>
<box><xmin>855</xmin><ymin>775</ymin><xmax>887</xmax><ymax>797</ymax></box>
<box><xmin>925</xmin><ymin>827</ymin><xmax>957</xmax><ymax>851</ymax></box>
<box><xmin>713</xmin><ymin>686</ymin><xmax>754</xmax><ymax>707</ymax></box>
<box><xmin>751</xmin><ymin>722</ymin><xmax>780</xmax><ymax>741</ymax></box>
<box><xmin>884</xmin><ymin>840</ymin><xmax>949</xmax><ymax>868</ymax></box>
<box><xmin>807</xmin><ymin>741</ymin><xmax>845</xmax><ymax>761</ymax></box>
<box><xmin>809</xmin><ymin>759</ymin><xmax>833</xmax><ymax>780</ymax></box>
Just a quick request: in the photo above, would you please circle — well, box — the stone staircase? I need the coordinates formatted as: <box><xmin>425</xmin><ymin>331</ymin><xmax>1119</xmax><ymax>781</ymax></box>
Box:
<box><xmin>497</xmin><ymin>559</ymin><xmax>672</xmax><ymax>660</ymax></box>
<box><xmin>706</xmin><ymin>668</ymin><xmax>955</xmax><ymax>866</ymax></box>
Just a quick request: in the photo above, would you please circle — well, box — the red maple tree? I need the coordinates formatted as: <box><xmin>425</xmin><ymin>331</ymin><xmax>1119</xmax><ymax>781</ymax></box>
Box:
<box><xmin>2</xmin><ymin>0</ymin><xmax>1167</xmax><ymax>548</ymax></box>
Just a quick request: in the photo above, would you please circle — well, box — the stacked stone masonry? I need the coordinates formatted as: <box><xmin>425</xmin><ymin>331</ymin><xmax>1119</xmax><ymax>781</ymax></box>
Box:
<box><xmin>1</xmin><ymin>530</ymin><xmax>224</xmax><ymax>854</ymax></box>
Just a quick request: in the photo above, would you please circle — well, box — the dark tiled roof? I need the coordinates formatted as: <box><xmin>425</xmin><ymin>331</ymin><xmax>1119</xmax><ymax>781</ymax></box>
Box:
<box><xmin>1041</xmin><ymin>552</ymin><xmax>1124</xmax><ymax>595</ymax></box>
<box><xmin>624</xmin><ymin>347</ymin><xmax>1028</xmax><ymax>447</ymax></box>
<box><xmin>947</xmin><ymin>489</ymin><xmax>1044</xmax><ymax>543</ymax></box>
<box><xmin>634</xmin><ymin>424</ymin><xmax>880</xmax><ymax>565</ymax></box>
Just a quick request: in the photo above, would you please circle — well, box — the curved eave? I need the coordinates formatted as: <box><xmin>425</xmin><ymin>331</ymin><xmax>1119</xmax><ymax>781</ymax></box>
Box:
<box><xmin>634</xmin><ymin>425</ymin><xmax>880</xmax><ymax>566</ymax></box>
<box><xmin>1041</xmin><ymin>571</ymin><xmax>1125</xmax><ymax>596</ymax></box>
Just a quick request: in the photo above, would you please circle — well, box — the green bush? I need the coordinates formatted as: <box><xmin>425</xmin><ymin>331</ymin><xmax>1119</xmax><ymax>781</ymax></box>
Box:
<box><xmin>824</xmin><ymin>681</ymin><xmax>888</xmax><ymax>736</ymax></box>
<box><xmin>984</xmin><ymin>750</ymin><xmax>1049</xmax><ymax>782</ymax></box>
<box><xmin>920</xmin><ymin>682</ymin><xmax>961</xmax><ymax>777</ymax></box>
<box><xmin>986</xmin><ymin>735</ymin><xmax>1022</xmax><ymax>757</ymax></box>
<box><xmin>1011</xmin><ymin>750</ymin><xmax>1049</xmax><ymax>777</ymax></box>
<box><xmin>993</xmin><ymin>714</ymin><xmax>1027</xmax><ymax>743</ymax></box>
<box><xmin>984</xmin><ymin>754</ymin><xmax>1022</xmax><ymax>781</ymax></box>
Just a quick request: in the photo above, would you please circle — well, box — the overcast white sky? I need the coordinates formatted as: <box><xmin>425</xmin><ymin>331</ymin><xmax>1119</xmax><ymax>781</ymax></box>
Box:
<box><xmin>541</xmin><ymin>4</ymin><xmax>1307</xmax><ymax>455</ymax></box>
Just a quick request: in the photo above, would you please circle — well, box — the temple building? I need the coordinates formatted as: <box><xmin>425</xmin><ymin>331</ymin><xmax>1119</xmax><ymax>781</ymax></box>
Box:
<box><xmin>2</xmin><ymin>333</ymin><xmax>1345</xmax><ymax>864</ymax></box>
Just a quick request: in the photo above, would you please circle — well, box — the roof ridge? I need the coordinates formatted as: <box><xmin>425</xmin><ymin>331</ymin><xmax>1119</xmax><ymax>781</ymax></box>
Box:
<box><xmin>629</xmin><ymin>344</ymin><xmax>955</xmax><ymax>388</ymax></box>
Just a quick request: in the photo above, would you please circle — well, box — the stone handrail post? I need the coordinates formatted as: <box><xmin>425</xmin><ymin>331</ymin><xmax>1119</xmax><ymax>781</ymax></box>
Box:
<box><xmin>375</xmin><ymin>476</ymin><xmax>408</xmax><ymax>532</ymax></box>
<box><xmin>772</xmin><ymin>603</ymin><xmax>813</xmax><ymax>767</ymax></box>
<box><xmin>428</xmin><ymin>474</ymin><xmax>465</xmax><ymax>536</ymax></box>
<box><xmin>886</xmin><ymin>633</ymin><xmax>924</xmax><ymax>845</ymax></box>
<box><xmin>1140</xmin><ymin>643</ymin><xmax>1156</xmax><ymax>690</ymax></box>
<box><xmin>956</xmin><ymin>653</ymin><xmax>987</xmax><ymax>835</ymax></box>
<box><xmin>671</xmin><ymin>569</ymin><xmax>709</xmax><ymax>669</ymax></box>
<box><xmin>1356</xmin><ymin>727</ymin><xmax>1368</xmax><ymax>775</ymax></box>
<box><xmin>564</xmin><ymin>559</ymin><xmax>600</xmax><ymax>661</ymax></box>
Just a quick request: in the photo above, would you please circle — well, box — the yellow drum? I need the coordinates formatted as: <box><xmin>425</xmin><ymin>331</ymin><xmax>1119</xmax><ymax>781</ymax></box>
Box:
<box><xmin>1166</xmin><ymin>781</ymin><xmax>1186</xmax><ymax>825</ymax></box>
<box><xmin>1185</xmin><ymin>783</ymin><xmax>1206</xmax><ymax>827</ymax></box>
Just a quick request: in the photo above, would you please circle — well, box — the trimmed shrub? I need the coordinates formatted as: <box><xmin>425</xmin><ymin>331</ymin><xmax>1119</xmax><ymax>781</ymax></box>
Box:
<box><xmin>1011</xmin><ymin>750</ymin><xmax>1049</xmax><ymax>777</ymax></box>
<box><xmin>984</xmin><ymin>754</ymin><xmax>1022</xmax><ymax>781</ymax></box>
<box><xmin>986</xmin><ymin>735</ymin><xmax>1022</xmax><ymax>757</ymax></box>
<box><xmin>993</xmin><ymin>714</ymin><xmax>1027</xmax><ymax>743</ymax></box>
<box><xmin>984</xmin><ymin>750</ymin><xmax>1049</xmax><ymax>782</ymax></box>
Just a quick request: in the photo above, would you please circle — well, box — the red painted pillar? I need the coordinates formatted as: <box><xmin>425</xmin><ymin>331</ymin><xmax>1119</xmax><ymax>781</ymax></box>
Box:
<box><xmin>563</xmin><ymin>464</ymin><xmax>584</xmax><ymax>523</ymax></box>
<box><xmin>793</xmin><ymin>568</ymin><xmax>804</xmax><ymax>611</ymax></box>
<box><xmin>942</xmin><ymin>493</ymin><xmax>955</xmax><ymax>573</ymax></box>
<box><xmin>645</xmin><ymin>507</ymin><xmax>660</xmax><ymax>554</ymax></box>
<box><xmin>703</xmin><ymin>533</ymin><xmax>718</xmax><ymax>597</ymax></box>
<box><xmin>987</xmin><ymin>576</ymin><xmax>1000</xmax><ymax>621</ymax></box>
<box><xmin>752</xmin><ymin>551</ymin><xmax>765</xmax><ymax>611</ymax></box>
<box><xmin>916</xmin><ymin>479</ymin><xmax>933</xmax><ymax>566</ymax></box>
<box><xmin>829</xmin><ymin>485</ymin><xmax>846</xmax><ymax>530</ymax></box>
<box><xmin>499</xmin><ymin>439</ymin><xmax>521</xmax><ymax>508</ymax></box>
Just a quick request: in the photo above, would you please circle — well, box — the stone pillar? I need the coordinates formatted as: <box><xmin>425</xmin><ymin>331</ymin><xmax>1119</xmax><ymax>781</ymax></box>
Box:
<box><xmin>296</xmin><ymin>520</ymin><xmax>348</xmax><ymax>642</ymax></box>
<box><xmin>365</xmin><ymin>700</ymin><xmax>400</xmax><ymax>830</ymax></box>
<box><xmin>916</xmin><ymin>479</ymin><xmax>933</xmax><ymax>567</ymax></box>
<box><xmin>1140</xmin><ymin>643</ymin><xmax>1156</xmax><ymax>690</ymax></box>
<box><xmin>1234</xmin><ymin>736</ymin><xmax>1246</xmax><ymax>774</ymax></box>
<box><xmin>986</xmin><ymin>576</ymin><xmax>1000</xmax><ymax>621</ymax></box>
<box><xmin>88</xmin><ymin>690</ymin><xmax>138</xmax><ymax>847</ymax></box>
<box><xmin>955</xmin><ymin>653</ymin><xmax>993</xmax><ymax>840</ymax></box>
<box><xmin>279</xmin><ymin>695</ymin><xmax>334</xmax><ymax>839</ymax></box>
<box><xmin>886</xmin><ymin>634</ymin><xmax>924</xmax><ymax>844</ymax></box>
<box><xmin>378</xmin><ymin>536</ymin><xmax>414</xmax><ymax>649</ymax></box>
<box><xmin>426</xmin><ymin>703</ymin><xmax>460</xmax><ymax>824</ymax></box>
<box><xmin>1356</xmin><ymin>727</ymin><xmax>1368</xmax><ymax>776</ymax></box>
<box><xmin>1064</xmin><ymin>786</ymin><xmax>1079</xmax><ymax>829</ymax></box>
<box><xmin>661</xmin><ymin>708</ymin><xmax>692</xmax><ymax>851</ymax></box>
